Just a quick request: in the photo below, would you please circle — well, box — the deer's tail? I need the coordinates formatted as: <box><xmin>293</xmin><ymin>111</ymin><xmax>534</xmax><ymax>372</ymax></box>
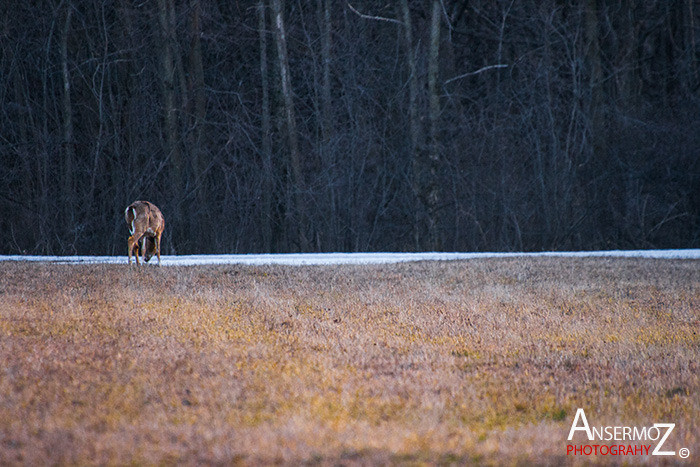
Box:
<box><xmin>125</xmin><ymin>205</ymin><xmax>137</xmax><ymax>235</ymax></box>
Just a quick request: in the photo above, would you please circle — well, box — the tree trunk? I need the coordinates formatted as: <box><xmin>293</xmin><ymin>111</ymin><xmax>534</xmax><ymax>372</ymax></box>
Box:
<box><xmin>271</xmin><ymin>0</ymin><xmax>308</xmax><ymax>250</ymax></box>
<box><xmin>584</xmin><ymin>0</ymin><xmax>607</xmax><ymax>243</ymax></box>
<box><xmin>189</xmin><ymin>0</ymin><xmax>207</xmax><ymax>246</ymax></box>
<box><xmin>427</xmin><ymin>0</ymin><xmax>441</xmax><ymax>249</ymax></box>
<box><xmin>258</xmin><ymin>1</ymin><xmax>273</xmax><ymax>252</ymax></box>
<box><xmin>399</xmin><ymin>0</ymin><xmax>424</xmax><ymax>250</ymax></box>
<box><xmin>685</xmin><ymin>0</ymin><xmax>698</xmax><ymax>89</ymax></box>
<box><xmin>60</xmin><ymin>2</ymin><xmax>74</xmax><ymax>234</ymax></box>
<box><xmin>157</xmin><ymin>0</ymin><xmax>182</xmax><ymax>251</ymax></box>
<box><xmin>319</xmin><ymin>0</ymin><xmax>336</xmax><ymax>251</ymax></box>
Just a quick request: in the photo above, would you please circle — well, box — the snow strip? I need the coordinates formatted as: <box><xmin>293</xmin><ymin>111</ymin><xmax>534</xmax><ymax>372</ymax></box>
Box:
<box><xmin>0</xmin><ymin>250</ymin><xmax>699</xmax><ymax>266</ymax></box>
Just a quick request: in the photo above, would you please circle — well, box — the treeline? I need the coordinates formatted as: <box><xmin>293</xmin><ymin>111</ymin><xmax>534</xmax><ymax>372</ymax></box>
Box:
<box><xmin>1</xmin><ymin>0</ymin><xmax>698</xmax><ymax>255</ymax></box>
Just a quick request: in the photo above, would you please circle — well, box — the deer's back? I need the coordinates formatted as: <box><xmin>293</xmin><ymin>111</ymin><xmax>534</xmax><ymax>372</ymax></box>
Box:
<box><xmin>125</xmin><ymin>201</ymin><xmax>164</xmax><ymax>233</ymax></box>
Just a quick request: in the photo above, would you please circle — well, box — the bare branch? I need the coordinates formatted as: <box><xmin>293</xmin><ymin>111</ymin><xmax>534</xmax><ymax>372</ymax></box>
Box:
<box><xmin>444</xmin><ymin>64</ymin><xmax>508</xmax><ymax>84</ymax></box>
<box><xmin>347</xmin><ymin>2</ymin><xmax>403</xmax><ymax>25</ymax></box>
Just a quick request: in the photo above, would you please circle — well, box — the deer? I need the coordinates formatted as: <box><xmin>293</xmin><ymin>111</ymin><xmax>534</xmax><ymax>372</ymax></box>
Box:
<box><xmin>125</xmin><ymin>201</ymin><xmax>165</xmax><ymax>266</ymax></box>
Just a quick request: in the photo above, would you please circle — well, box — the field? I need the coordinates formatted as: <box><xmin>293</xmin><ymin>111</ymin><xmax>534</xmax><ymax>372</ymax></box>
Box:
<box><xmin>0</xmin><ymin>258</ymin><xmax>698</xmax><ymax>464</ymax></box>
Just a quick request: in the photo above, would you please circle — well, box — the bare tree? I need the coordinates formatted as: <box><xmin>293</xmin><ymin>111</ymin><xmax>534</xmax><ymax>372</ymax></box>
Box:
<box><xmin>157</xmin><ymin>0</ymin><xmax>183</xmax><ymax>251</ymax></box>
<box><xmin>188</xmin><ymin>0</ymin><xmax>207</xmax><ymax>210</ymax></box>
<box><xmin>427</xmin><ymin>0</ymin><xmax>442</xmax><ymax>249</ymax></box>
<box><xmin>271</xmin><ymin>0</ymin><xmax>308</xmax><ymax>250</ymax></box>
<box><xmin>258</xmin><ymin>1</ymin><xmax>274</xmax><ymax>252</ymax></box>
<box><xmin>319</xmin><ymin>0</ymin><xmax>337</xmax><ymax>250</ymax></box>
<box><xmin>399</xmin><ymin>0</ymin><xmax>424</xmax><ymax>249</ymax></box>
<box><xmin>60</xmin><ymin>1</ymin><xmax>75</xmax><ymax>232</ymax></box>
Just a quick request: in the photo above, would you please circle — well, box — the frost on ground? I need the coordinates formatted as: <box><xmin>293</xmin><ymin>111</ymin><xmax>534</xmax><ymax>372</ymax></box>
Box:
<box><xmin>1</xmin><ymin>248</ymin><xmax>699</xmax><ymax>265</ymax></box>
<box><xmin>0</xmin><ymin>256</ymin><xmax>698</xmax><ymax>464</ymax></box>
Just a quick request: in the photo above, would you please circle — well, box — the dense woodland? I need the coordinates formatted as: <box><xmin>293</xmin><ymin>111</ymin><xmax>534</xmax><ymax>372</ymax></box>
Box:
<box><xmin>1</xmin><ymin>0</ymin><xmax>698</xmax><ymax>255</ymax></box>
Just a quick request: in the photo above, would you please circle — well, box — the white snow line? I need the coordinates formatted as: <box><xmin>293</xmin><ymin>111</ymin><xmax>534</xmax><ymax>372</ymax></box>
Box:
<box><xmin>1</xmin><ymin>250</ymin><xmax>699</xmax><ymax>266</ymax></box>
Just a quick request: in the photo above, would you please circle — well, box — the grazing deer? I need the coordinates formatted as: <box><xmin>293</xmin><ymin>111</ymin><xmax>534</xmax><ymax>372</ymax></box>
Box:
<box><xmin>125</xmin><ymin>201</ymin><xmax>165</xmax><ymax>266</ymax></box>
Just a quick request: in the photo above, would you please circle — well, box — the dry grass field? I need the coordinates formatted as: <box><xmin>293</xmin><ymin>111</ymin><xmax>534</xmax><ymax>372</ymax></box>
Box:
<box><xmin>0</xmin><ymin>257</ymin><xmax>698</xmax><ymax>465</ymax></box>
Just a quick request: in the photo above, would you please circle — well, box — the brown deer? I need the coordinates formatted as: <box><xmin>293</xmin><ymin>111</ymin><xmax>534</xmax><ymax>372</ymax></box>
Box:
<box><xmin>125</xmin><ymin>201</ymin><xmax>165</xmax><ymax>266</ymax></box>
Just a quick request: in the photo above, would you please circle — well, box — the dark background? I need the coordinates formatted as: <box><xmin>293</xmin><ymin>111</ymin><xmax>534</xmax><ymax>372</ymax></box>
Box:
<box><xmin>1</xmin><ymin>0</ymin><xmax>698</xmax><ymax>255</ymax></box>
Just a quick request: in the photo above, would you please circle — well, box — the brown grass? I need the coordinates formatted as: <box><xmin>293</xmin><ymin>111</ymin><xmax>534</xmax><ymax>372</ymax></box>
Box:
<box><xmin>0</xmin><ymin>258</ymin><xmax>698</xmax><ymax>465</ymax></box>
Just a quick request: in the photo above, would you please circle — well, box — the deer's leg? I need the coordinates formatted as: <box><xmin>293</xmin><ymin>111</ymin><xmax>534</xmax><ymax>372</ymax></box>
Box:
<box><xmin>139</xmin><ymin>238</ymin><xmax>146</xmax><ymax>265</ymax></box>
<box><xmin>155</xmin><ymin>233</ymin><xmax>162</xmax><ymax>266</ymax></box>
<box><xmin>128</xmin><ymin>235</ymin><xmax>141</xmax><ymax>266</ymax></box>
<box><xmin>128</xmin><ymin>236</ymin><xmax>136</xmax><ymax>265</ymax></box>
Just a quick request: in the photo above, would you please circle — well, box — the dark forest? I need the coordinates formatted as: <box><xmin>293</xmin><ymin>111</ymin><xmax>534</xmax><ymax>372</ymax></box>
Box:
<box><xmin>1</xmin><ymin>0</ymin><xmax>698</xmax><ymax>255</ymax></box>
